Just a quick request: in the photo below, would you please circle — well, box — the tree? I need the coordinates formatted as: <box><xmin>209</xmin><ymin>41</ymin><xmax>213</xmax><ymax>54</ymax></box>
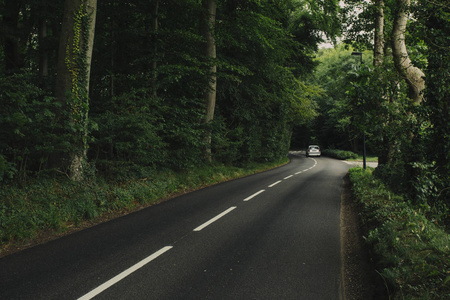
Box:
<box><xmin>391</xmin><ymin>0</ymin><xmax>425</xmax><ymax>105</ymax></box>
<box><xmin>373</xmin><ymin>0</ymin><xmax>385</xmax><ymax>67</ymax></box>
<box><xmin>151</xmin><ymin>0</ymin><xmax>159</xmax><ymax>98</ymax></box>
<box><xmin>202</xmin><ymin>0</ymin><xmax>217</xmax><ymax>162</ymax></box>
<box><xmin>55</xmin><ymin>0</ymin><xmax>97</xmax><ymax>181</ymax></box>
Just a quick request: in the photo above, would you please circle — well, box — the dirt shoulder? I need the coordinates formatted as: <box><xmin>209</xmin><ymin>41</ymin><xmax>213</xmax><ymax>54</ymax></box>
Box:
<box><xmin>340</xmin><ymin>174</ymin><xmax>387</xmax><ymax>300</ymax></box>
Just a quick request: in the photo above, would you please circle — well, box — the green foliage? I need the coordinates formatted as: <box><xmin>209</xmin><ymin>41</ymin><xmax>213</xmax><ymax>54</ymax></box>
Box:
<box><xmin>322</xmin><ymin>149</ymin><xmax>358</xmax><ymax>160</ymax></box>
<box><xmin>0</xmin><ymin>74</ymin><xmax>65</xmax><ymax>182</ymax></box>
<box><xmin>0</xmin><ymin>154</ymin><xmax>15</xmax><ymax>182</ymax></box>
<box><xmin>338</xmin><ymin>0</ymin><xmax>449</xmax><ymax>230</ymax></box>
<box><xmin>307</xmin><ymin>45</ymin><xmax>374</xmax><ymax>151</ymax></box>
<box><xmin>0</xmin><ymin>158</ymin><xmax>288</xmax><ymax>248</ymax></box>
<box><xmin>1</xmin><ymin>0</ymin><xmax>340</xmax><ymax>181</ymax></box>
<box><xmin>418</xmin><ymin>0</ymin><xmax>450</xmax><ymax>222</ymax></box>
<box><xmin>212</xmin><ymin>1</ymin><xmax>322</xmax><ymax>163</ymax></box>
<box><xmin>349</xmin><ymin>168</ymin><xmax>450</xmax><ymax>299</ymax></box>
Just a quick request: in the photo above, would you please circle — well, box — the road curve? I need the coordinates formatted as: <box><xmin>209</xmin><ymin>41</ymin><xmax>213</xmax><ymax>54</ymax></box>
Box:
<box><xmin>0</xmin><ymin>154</ymin><xmax>351</xmax><ymax>299</ymax></box>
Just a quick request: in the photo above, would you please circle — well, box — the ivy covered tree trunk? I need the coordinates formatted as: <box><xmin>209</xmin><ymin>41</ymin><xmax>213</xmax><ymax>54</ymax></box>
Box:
<box><xmin>202</xmin><ymin>0</ymin><xmax>217</xmax><ymax>162</ymax></box>
<box><xmin>55</xmin><ymin>0</ymin><xmax>97</xmax><ymax>181</ymax></box>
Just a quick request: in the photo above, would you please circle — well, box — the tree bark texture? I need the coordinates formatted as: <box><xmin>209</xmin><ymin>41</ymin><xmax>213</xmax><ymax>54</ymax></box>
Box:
<box><xmin>372</xmin><ymin>0</ymin><xmax>392</xmax><ymax>165</ymax></box>
<box><xmin>392</xmin><ymin>0</ymin><xmax>425</xmax><ymax>105</ymax></box>
<box><xmin>55</xmin><ymin>0</ymin><xmax>97</xmax><ymax>181</ymax></box>
<box><xmin>373</xmin><ymin>0</ymin><xmax>385</xmax><ymax>67</ymax></box>
<box><xmin>202</xmin><ymin>0</ymin><xmax>217</xmax><ymax>162</ymax></box>
<box><xmin>151</xmin><ymin>0</ymin><xmax>159</xmax><ymax>98</ymax></box>
<box><xmin>38</xmin><ymin>19</ymin><xmax>49</xmax><ymax>79</ymax></box>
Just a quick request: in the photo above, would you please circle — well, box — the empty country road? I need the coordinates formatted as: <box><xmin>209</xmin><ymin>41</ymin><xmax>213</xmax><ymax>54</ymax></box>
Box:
<box><xmin>0</xmin><ymin>154</ymin><xmax>351</xmax><ymax>299</ymax></box>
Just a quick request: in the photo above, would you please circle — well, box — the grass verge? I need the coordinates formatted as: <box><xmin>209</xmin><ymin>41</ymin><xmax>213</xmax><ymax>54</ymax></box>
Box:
<box><xmin>0</xmin><ymin>158</ymin><xmax>288</xmax><ymax>256</ymax></box>
<box><xmin>348</xmin><ymin>167</ymin><xmax>450</xmax><ymax>299</ymax></box>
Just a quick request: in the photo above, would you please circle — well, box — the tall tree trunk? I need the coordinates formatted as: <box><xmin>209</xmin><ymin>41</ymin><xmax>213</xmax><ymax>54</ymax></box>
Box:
<box><xmin>38</xmin><ymin>18</ymin><xmax>49</xmax><ymax>89</ymax></box>
<box><xmin>84</xmin><ymin>0</ymin><xmax>96</xmax><ymax>91</ymax></box>
<box><xmin>55</xmin><ymin>0</ymin><xmax>97</xmax><ymax>181</ymax></box>
<box><xmin>373</xmin><ymin>0</ymin><xmax>385</xmax><ymax>67</ymax></box>
<box><xmin>392</xmin><ymin>0</ymin><xmax>425</xmax><ymax>105</ymax></box>
<box><xmin>202</xmin><ymin>0</ymin><xmax>217</xmax><ymax>162</ymax></box>
<box><xmin>109</xmin><ymin>17</ymin><xmax>115</xmax><ymax>98</ymax></box>
<box><xmin>372</xmin><ymin>0</ymin><xmax>392</xmax><ymax>165</ymax></box>
<box><xmin>151</xmin><ymin>0</ymin><xmax>159</xmax><ymax>98</ymax></box>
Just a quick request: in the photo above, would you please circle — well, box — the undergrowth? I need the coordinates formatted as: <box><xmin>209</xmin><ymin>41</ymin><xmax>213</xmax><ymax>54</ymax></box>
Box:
<box><xmin>322</xmin><ymin>149</ymin><xmax>358</xmax><ymax>160</ymax></box>
<box><xmin>0</xmin><ymin>158</ymin><xmax>288</xmax><ymax>253</ymax></box>
<box><xmin>349</xmin><ymin>167</ymin><xmax>450</xmax><ymax>300</ymax></box>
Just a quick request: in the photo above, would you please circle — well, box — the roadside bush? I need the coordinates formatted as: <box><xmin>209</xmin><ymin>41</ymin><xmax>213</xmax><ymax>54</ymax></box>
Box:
<box><xmin>0</xmin><ymin>74</ymin><xmax>62</xmax><ymax>182</ymax></box>
<box><xmin>349</xmin><ymin>167</ymin><xmax>450</xmax><ymax>299</ymax></box>
<box><xmin>322</xmin><ymin>149</ymin><xmax>358</xmax><ymax>160</ymax></box>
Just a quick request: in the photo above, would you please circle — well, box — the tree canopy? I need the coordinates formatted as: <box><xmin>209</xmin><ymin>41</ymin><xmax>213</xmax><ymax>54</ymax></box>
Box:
<box><xmin>313</xmin><ymin>0</ymin><xmax>449</xmax><ymax>226</ymax></box>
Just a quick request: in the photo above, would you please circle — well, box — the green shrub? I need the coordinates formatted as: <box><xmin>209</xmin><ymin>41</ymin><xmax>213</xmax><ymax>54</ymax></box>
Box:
<box><xmin>322</xmin><ymin>149</ymin><xmax>358</xmax><ymax>160</ymax></box>
<box><xmin>349</xmin><ymin>168</ymin><xmax>450</xmax><ymax>299</ymax></box>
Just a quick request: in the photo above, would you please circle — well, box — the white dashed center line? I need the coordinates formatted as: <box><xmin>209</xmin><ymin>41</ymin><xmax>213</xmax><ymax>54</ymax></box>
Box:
<box><xmin>268</xmin><ymin>180</ymin><xmax>282</xmax><ymax>188</ymax></box>
<box><xmin>243</xmin><ymin>190</ymin><xmax>266</xmax><ymax>201</ymax></box>
<box><xmin>78</xmin><ymin>246</ymin><xmax>173</xmax><ymax>300</ymax></box>
<box><xmin>193</xmin><ymin>207</ymin><xmax>237</xmax><ymax>231</ymax></box>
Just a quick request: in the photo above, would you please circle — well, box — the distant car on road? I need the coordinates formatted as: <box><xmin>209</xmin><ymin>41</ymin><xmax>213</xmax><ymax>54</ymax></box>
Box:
<box><xmin>306</xmin><ymin>145</ymin><xmax>321</xmax><ymax>157</ymax></box>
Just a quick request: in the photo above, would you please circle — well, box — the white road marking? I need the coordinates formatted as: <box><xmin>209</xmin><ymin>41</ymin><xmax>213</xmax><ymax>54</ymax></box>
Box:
<box><xmin>243</xmin><ymin>190</ymin><xmax>266</xmax><ymax>201</ymax></box>
<box><xmin>193</xmin><ymin>207</ymin><xmax>237</xmax><ymax>231</ymax></box>
<box><xmin>284</xmin><ymin>175</ymin><xmax>294</xmax><ymax>179</ymax></box>
<box><xmin>268</xmin><ymin>180</ymin><xmax>282</xmax><ymax>187</ymax></box>
<box><xmin>296</xmin><ymin>159</ymin><xmax>318</xmax><ymax>174</ymax></box>
<box><xmin>78</xmin><ymin>246</ymin><xmax>173</xmax><ymax>300</ymax></box>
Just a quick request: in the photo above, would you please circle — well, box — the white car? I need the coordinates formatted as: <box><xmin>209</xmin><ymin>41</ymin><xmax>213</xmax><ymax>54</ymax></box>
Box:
<box><xmin>306</xmin><ymin>145</ymin><xmax>321</xmax><ymax>157</ymax></box>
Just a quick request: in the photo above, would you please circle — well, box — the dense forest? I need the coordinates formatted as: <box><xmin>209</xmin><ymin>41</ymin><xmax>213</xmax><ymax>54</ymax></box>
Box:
<box><xmin>0</xmin><ymin>0</ymin><xmax>335</xmax><ymax>183</ymax></box>
<box><xmin>0</xmin><ymin>1</ymin><xmax>448</xmax><ymax>222</ymax></box>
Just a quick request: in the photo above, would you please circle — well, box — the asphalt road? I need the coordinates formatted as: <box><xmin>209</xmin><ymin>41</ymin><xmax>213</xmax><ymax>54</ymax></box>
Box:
<box><xmin>0</xmin><ymin>154</ymin><xmax>351</xmax><ymax>299</ymax></box>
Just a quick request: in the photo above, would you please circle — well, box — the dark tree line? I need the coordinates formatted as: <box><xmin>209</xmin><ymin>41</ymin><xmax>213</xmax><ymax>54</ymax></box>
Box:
<box><xmin>0</xmin><ymin>0</ymin><xmax>338</xmax><ymax>182</ymax></box>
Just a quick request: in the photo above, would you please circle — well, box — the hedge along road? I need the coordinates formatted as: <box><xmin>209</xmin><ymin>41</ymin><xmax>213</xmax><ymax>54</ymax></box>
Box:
<box><xmin>0</xmin><ymin>154</ymin><xmax>352</xmax><ymax>299</ymax></box>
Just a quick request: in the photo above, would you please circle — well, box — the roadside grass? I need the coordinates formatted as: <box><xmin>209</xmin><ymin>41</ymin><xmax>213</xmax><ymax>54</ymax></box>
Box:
<box><xmin>349</xmin><ymin>167</ymin><xmax>450</xmax><ymax>299</ymax></box>
<box><xmin>0</xmin><ymin>158</ymin><xmax>288</xmax><ymax>255</ymax></box>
